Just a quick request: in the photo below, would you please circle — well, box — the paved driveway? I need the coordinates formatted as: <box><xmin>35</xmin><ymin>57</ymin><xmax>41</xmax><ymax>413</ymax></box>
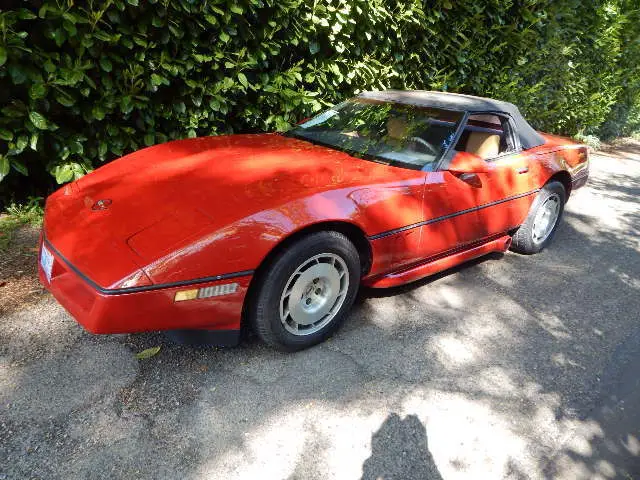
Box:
<box><xmin>2</xmin><ymin>142</ymin><xmax>639</xmax><ymax>480</ymax></box>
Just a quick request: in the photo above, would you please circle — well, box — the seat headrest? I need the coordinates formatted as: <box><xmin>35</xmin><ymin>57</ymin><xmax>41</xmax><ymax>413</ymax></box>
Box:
<box><xmin>467</xmin><ymin>132</ymin><xmax>500</xmax><ymax>159</ymax></box>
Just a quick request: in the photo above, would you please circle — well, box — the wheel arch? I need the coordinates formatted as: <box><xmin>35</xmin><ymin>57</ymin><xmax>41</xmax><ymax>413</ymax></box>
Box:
<box><xmin>254</xmin><ymin>220</ymin><xmax>372</xmax><ymax>279</ymax></box>
<box><xmin>241</xmin><ymin>221</ymin><xmax>372</xmax><ymax>326</ymax></box>
<box><xmin>547</xmin><ymin>170</ymin><xmax>572</xmax><ymax>198</ymax></box>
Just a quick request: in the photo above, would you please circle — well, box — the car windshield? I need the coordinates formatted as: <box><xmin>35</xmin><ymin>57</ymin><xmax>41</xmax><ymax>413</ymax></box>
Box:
<box><xmin>284</xmin><ymin>98</ymin><xmax>464</xmax><ymax>170</ymax></box>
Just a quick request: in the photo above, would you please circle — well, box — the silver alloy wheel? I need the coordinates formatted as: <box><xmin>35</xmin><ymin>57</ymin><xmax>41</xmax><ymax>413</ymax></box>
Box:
<box><xmin>279</xmin><ymin>253</ymin><xmax>349</xmax><ymax>336</ymax></box>
<box><xmin>532</xmin><ymin>193</ymin><xmax>561</xmax><ymax>244</ymax></box>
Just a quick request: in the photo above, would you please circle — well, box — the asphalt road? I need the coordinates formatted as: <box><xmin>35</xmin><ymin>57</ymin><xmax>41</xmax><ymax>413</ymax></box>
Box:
<box><xmin>2</xmin><ymin>142</ymin><xmax>639</xmax><ymax>479</ymax></box>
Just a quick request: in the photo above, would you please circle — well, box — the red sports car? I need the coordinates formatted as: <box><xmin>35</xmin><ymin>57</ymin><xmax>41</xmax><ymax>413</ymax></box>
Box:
<box><xmin>39</xmin><ymin>90</ymin><xmax>589</xmax><ymax>350</ymax></box>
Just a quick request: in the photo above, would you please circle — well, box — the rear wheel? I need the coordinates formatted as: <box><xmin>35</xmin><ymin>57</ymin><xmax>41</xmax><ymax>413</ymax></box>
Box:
<box><xmin>510</xmin><ymin>180</ymin><xmax>566</xmax><ymax>254</ymax></box>
<box><xmin>248</xmin><ymin>231</ymin><xmax>361</xmax><ymax>351</ymax></box>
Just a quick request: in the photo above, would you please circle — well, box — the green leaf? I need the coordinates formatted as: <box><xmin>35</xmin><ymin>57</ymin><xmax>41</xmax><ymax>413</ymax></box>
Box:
<box><xmin>0</xmin><ymin>47</ymin><xmax>6</xmax><ymax>67</ymax></box>
<box><xmin>44</xmin><ymin>60</ymin><xmax>56</xmax><ymax>73</ymax></box>
<box><xmin>54</xmin><ymin>164</ymin><xmax>74</xmax><ymax>183</ymax></box>
<box><xmin>29</xmin><ymin>83</ymin><xmax>47</xmax><ymax>100</ymax></box>
<box><xmin>16</xmin><ymin>135</ymin><xmax>28</xmax><ymax>153</ymax></box>
<box><xmin>150</xmin><ymin>73</ymin><xmax>169</xmax><ymax>86</ymax></box>
<box><xmin>219</xmin><ymin>31</ymin><xmax>230</xmax><ymax>43</ymax></box>
<box><xmin>238</xmin><ymin>72</ymin><xmax>249</xmax><ymax>88</ymax></box>
<box><xmin>29</xmin><ymin>111</ymin><xmax>49</xmax><ymax>130</ymax></box>
<box><xmin>51</xmin><ymin>28</ymin><xmax>66</xmax><ymax>47</ymax></box>
<box><xmin>126</xmin><ymin>0</ymin><xmax>139</xmax><ymax>5</ymax></box>
<box><xmin>309</xmin><ymin>42</ymin><xmax>320</xmax><ymax>55</ymax></box>
<box><xmin>63</xmin><ymin>20</ymin><xmax>77</xmax><ymax>36</ymax></box>
<box><xmin>93</xmin><ymin>30</ymin><xmax>112</xmax><ymax>42</ymax></box>
<box><xmin>99</xmin><ymin>57</ymin><xmax>113</xmax><ymax>72</ymax></box>
<box><xmin>209</xmin><ymin>98</ymin><xmax>220</xmax><ymax>111</ymax></box>
<box><xmin>29</xmin><ymin>133</ymin><xmax>39</xmax><ymax>151</ymax></box>
<box><xmin>0</xmin><ymin>155</ymin><xmax>9</xmax><ymax>182</ymax></box>
<box><xmin>120</xmin><ymin>96</ymin><xmax>133</xmax><ymax>114</ymax></box>
<box><xmin>92</xmin><ymin>105</ymin><xmax>106</xmax><ymax>121</ymax></box>
<box><xmin>18</xmin><ymin>8</ymin><xmax>37</xmax><ymax>20</ymax></box>
<box><xmin>70</xmin><ymin>140</ymin><xmax>84</xmax><ymax>154</ymax></box>
<box><xmin>144</xmin><ymin>132</ymin><xmax>154</xmax><ymax>146</ymax></box>
<box><xmin>98</xmin><ymin>142</ymin><xmax>108</xmax><ymax>158</ymax></box>
<box><xmin>230</xmin><ymin>5</ymin><xmax>243</xmax><ymax>14</ymax></box>
<box><xmin>135</xmin><ymin>346</ymin><xmax>161</xmax><ymax>360</ymax></box>
<box><xmin>11</xmin><ymin>159</ymin><xmax>28</xmax><ymax>176</ymax></box>
<box><xmin>62</xmin><ymin>12</ymin><xmax>79</xmax><ymax>23</ymax></box>
<box><xmin>0</xmin><ymin>129</ymin><xmax>13</xmax><ymax>141</ymax></box>
<box><xmin>55</xmin><ymin>92</ymin><xmax>75</xmax><ymax>107</ymax></box>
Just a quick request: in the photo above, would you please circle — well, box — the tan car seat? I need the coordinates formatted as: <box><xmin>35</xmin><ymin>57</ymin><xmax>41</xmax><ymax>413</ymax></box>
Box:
<box><xmin>466</xmin><ymin>132</ymin><xmax>500</xmax><ymax>159</ymax></box>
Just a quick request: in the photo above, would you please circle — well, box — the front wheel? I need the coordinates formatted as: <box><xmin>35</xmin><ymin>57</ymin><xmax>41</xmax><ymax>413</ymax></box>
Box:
<box><xmin>248</xmin><ymin>231</ymin><xmax>361</xmax><ymax>351</ymax></box>
<box><xmin>510</xmin><ymin>180</ymin><xmax>566</xmax><ymax>254</ymax></box>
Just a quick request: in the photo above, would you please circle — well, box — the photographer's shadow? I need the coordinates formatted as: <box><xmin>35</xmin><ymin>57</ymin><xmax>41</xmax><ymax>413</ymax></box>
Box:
<box><xmin>362</xmin><ymin>413</ymin><xmax>443</xmax><ymax>480</ymax></box>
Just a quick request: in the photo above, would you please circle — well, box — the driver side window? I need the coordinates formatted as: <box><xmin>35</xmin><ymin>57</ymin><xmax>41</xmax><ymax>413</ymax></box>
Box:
<box><xmin>455</xmin><ymin>114</ymin><xmax>517</xmax><ymax>160</ymax></box>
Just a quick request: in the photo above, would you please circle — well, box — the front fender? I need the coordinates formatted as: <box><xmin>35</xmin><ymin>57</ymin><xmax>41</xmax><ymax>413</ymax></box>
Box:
<box><xmin>140</xmin><ymin>178</ymin><xmax>425</xmax><ymax>285</ymax></box>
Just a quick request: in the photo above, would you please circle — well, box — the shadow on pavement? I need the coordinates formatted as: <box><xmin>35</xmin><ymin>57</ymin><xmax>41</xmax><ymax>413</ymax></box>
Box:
<box><xmin>361</xmin><ymin>413</ymin><xmax>443</xmax><ymax>480</ymax></box>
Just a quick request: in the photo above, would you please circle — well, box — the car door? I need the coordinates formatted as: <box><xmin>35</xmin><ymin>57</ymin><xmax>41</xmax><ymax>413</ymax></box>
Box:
<box><xmin>417</xmin><ymin>169</ymin><xmax>486</xmax><ymax>260</ymax></box>
<box><xmin>445</xmin><ymin>113</ymin><xmax>538</xmax><ymax>241</ymax></box>
<box><xmin>472</xmin><ymin>151</ymin><xmax>538</xmax><ymax>239</ymax></box>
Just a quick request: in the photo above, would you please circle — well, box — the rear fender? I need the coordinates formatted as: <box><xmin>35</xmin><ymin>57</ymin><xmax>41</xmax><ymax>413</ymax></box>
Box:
<box><xmin>529</xmin><ymin>144</ymin><xmax>589</xmax><ymax>196</ymax></box>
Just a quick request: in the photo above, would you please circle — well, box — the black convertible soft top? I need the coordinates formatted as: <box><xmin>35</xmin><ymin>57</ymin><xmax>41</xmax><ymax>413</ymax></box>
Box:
<box><xmin>358</xmin><ymin>90</ymin><xmax>545</xmax><ymax>150</ymax></box>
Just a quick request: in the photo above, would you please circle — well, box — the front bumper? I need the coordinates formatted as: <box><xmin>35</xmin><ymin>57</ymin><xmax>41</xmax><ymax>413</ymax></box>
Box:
<box><xmin>571</xmin><ymin>161</ymin><xmax>589</xmax><ymax>190</ymax></box>
<box><xmin>38</xmin><ymin>237</ymin><xmax>251</xmax><ymax>335</ymax></box>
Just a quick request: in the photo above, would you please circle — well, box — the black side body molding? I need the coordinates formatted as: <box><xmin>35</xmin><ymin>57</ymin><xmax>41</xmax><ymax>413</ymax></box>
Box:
<box><xmin>368</xmin><ymin>189</ymin><xmax>539</xmax><ymax>241</ymax></box>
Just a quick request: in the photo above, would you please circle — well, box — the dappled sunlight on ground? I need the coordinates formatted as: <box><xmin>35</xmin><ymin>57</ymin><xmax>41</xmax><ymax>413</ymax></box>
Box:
<box><xmin>1</xmin><ymin>141</ymin><xmax>640</xmax><ymax>479</ymax></box>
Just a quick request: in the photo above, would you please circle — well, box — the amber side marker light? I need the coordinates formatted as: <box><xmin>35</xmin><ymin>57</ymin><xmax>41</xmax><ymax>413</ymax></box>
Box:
<box><xmin>174</xmin><ymin>283</ymin><xmax>239</xmax><ymax>302</ymax></box>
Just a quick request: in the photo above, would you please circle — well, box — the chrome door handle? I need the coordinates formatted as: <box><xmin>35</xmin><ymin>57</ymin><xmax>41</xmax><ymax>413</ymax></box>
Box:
<box><xmin>517</xmin><ymin>167</ymin><xmax>529</xmax><ymax>174</ymax></box>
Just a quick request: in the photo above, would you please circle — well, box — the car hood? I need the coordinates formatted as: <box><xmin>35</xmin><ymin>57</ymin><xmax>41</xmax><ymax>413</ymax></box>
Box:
<box><xmin>44</xmin><ymin>134</ymin><xmax>418</xmax><ymax>288</ymax></box>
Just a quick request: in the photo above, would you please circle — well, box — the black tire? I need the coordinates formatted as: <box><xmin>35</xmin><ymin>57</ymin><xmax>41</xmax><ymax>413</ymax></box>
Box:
<box><xmin>247</xmin><ymin>231</ymin><xmax>361</xmax><ymax>351</ymax></box>
<box><xmin>510</xmin><ymin>180</ymin><xmax>566</xmax><ymax>254</ymax></box>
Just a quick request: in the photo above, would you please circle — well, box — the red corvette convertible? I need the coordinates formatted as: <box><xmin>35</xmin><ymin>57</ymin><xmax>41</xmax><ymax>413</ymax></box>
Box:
<box><xmin>39</xmin><ymin>90</ymin><xmax>589</xmax><ymax>350</ymax></box>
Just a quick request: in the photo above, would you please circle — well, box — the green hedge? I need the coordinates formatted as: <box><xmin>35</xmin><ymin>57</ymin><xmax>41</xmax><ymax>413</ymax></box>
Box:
<box><xmin>0</xmin><ymin>0</ymin><xmax>638</xmax><ymax>202</ymax></box>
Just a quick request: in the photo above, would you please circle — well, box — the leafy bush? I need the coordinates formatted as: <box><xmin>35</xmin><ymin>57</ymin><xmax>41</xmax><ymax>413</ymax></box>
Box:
<box><xmin>597</xmin><ymin>0</ymin><xmax>640</xmax><ymax>139</ymax></box>
<box><xmin>0</xmin><ymin>195</ymin><xmax>43</xmax><ymax>250</ymax></box>
<box><xmin>573</xmin><ymin>133</ymin><xmax>602</xmax><ymax>151</ymax></box>
<box><xmin>0</xmin><ymin>0</ymin><xmax>638</xmax><ymax>203</ymax></box>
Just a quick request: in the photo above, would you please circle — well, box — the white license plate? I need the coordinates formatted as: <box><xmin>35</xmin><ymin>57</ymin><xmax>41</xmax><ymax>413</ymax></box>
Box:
<box><xmin>40</xmin><ymin>244</ymin><xmax>54</xmax><ymax>283</ymax></box>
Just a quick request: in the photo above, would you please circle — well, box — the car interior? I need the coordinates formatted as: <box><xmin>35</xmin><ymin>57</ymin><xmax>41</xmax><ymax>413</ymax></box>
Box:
<box><xmin>381</xmin><ymin>113</ymin><xmax>518</xmax><ymax>166</ymax></box>
<box><xmin>375</xmin><ymin>115</ymin><xmax>456</xmax><ymax>168</ymax></box>
<box><xmin>454</xmin><ymin>114</ymin><xmax>517</xmax><ymax>160</ymax></box>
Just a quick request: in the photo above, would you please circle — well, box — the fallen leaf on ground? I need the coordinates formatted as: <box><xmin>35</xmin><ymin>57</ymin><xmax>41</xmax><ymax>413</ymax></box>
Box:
<box><xmin>135</xmin><ymin>346</ymin><xmax>161</xmax><ymax>360</ymax></box>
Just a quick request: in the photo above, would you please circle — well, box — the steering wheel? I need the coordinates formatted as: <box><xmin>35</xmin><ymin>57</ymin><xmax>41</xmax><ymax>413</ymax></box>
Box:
<box><xmin>408</xmin><ymin>136</ymin><xmax>438</xmax><ymax>156</ymax></box>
